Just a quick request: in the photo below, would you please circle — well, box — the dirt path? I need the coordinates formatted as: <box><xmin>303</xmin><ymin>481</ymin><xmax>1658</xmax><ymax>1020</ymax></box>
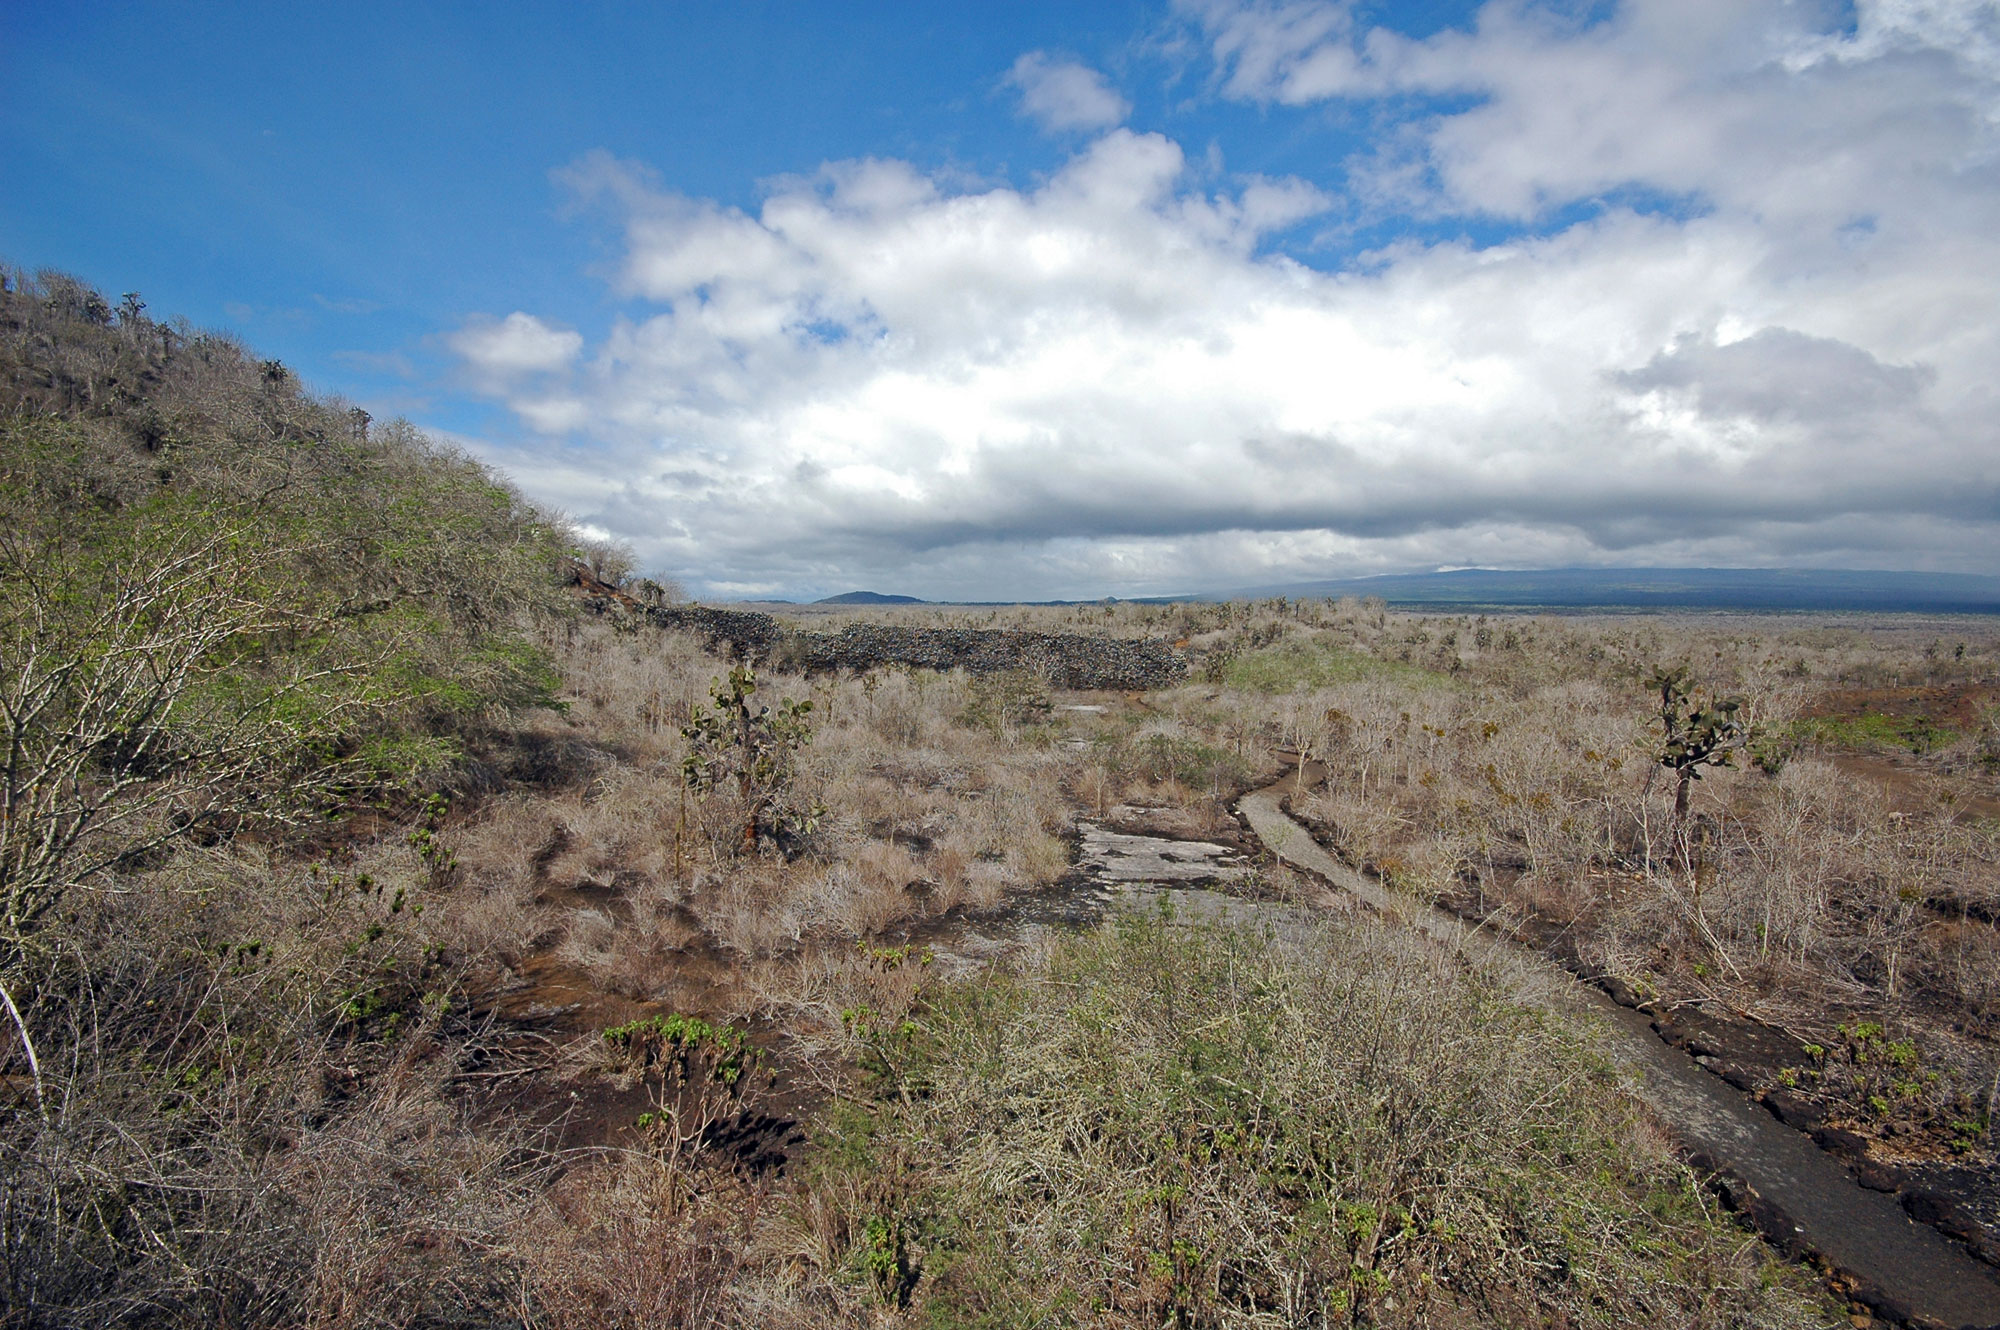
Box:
<box><xmin>1238</xmin><ymin>780</ymin><xmax>2000</xmax><ymax>1329</ymax></box>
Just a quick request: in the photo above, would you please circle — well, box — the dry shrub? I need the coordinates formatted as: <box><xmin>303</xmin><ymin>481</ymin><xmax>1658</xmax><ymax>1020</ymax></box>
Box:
<box><xmin>849</xmin><ymin>838</ymin><xmax>921</xmax><ymax>896</ymax></box>
<box><xmin>278</xmin><ymin>1064</ymin><xmax>531</xmax><ymax>1330</ymax></box>
<box><xmin>741</xmin><ymin>943</ymin><xmax>936</xmax><ymax>1074</ymax></box>
<box><xmin>445</xmin><ymin>623</ymin><xmax>1081</xmax><ymax>986</ymax></box>
<box><xmin>0</xmin><ymin>839</ymin><xmax>534</xmax><ymax>1329</ymax></box>
<box><xmin>1374</xmin><ymin>828</ymin><xmax>1468</xmax><ymax>903</ymax></box>
<box><xmin>799</xmin><ymin>914</ymin><xmax>1840</xmax><ymax>1328</ymax></box>
<box><xmin>784</xmin><ymin>863</ymin><xmax>914</xmax><ymax>941</ymax></box>
<box><xmin>1297</xmin><ymin>782</ymin><xmax>1407</xmax><ymax>866</ymax></box>
<box><xmin>1915</xmin><ymin>917</ymin><xmax>2000</xmax><ymax>1016</ymax></box>
<box><xmin>1199</xmin><ymin>604</ymin><xmax>1997</xmax><ymax>995</ymax></box>
<box><xmin>514</xmin><ymin>1153</ymin><xmax>754</xmax><ymax>1330</ymax></box>
<box><xmin>447</xmin><ymin>793</ymin><xmax>570</xmax><ymax>961</ymax></box>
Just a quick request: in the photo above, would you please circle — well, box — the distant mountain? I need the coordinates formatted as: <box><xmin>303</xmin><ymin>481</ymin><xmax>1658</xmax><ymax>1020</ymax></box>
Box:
<box><xmin>814</xmin><ymin>590</ymin><xmax>927</xmax><ymax>605</ymax></box>
<box><xmin>1216</xmin><ymin>568</ymin><xmax>2000</xmax><ymax>614</ymax></box>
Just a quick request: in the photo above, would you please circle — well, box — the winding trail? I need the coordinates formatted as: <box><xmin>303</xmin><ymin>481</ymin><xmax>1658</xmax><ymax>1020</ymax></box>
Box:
<box><xmin>1237</xmin><ymin>781</ymin><xmax>2000</xmax><ymax>1329</ymax></box>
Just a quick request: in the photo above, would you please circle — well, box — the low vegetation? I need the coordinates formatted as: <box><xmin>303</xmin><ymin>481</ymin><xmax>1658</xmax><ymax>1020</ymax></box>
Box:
<box><xmin>1</xmin><ymin>272</ymin><xmax>1986</xmax><ymax>1326</ymax></box>
<box><xmin>803</xmin><ymin>914</ymin><xmax>1832</xmax><ymax>1326</ymax></box>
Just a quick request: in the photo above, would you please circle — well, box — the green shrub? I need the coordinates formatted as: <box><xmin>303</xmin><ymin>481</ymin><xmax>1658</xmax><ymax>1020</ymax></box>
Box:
<box><xmin>1222</xmin><ymin>638</ymin><xmax>1448</xmax><ymax>694</ymax></box>
<box><xmin>958</xmin><ymin>669</ymin><xmax>1052</xmax><ymax>738</ymax></box>
<box><xmin>0</xmin><ymin>276</ymin><xmax>576</xmax><ymax>948</ymax></box>
<box><xmin>1794</xmin><ymin>712</ymin><xmax>1958</xmax><ymax>755</ymax></box>
<box><xmin>1129</xmin><ymin>732</ymin><xmax>1252</xmax><ymax>792</ymax></box>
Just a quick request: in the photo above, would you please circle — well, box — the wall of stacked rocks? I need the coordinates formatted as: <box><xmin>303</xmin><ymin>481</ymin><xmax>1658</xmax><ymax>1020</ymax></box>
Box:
<box><xmin>643</xmin><ymin>606</ymin><xmax>1186</xmax><ymax>690</ymax></box>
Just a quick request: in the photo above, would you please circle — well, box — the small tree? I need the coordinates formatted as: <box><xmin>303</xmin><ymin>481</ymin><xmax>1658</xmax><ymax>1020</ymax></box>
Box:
<box><xmin>1647</xmin><ymin>665</ymin><xmax>1747</xmax><ymax>854</ymax></box>
<box><xmin>633</xmin><ymin>576</ymin><xmax>681</xmax><ymax>607</ymax></box>
<box><xmin>681</xmin><ymin>667</ymin><xmax>821</xmax><ymax>854</ymax></box>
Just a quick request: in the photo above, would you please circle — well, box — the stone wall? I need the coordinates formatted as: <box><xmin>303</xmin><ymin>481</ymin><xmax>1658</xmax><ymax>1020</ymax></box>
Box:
<box><xmin>645</xmin><ymin>605</ymin><xmax>1187</xmax><ymax>691</ymax></box>
<box><xmin>647</xmin><ymin>605</ymin><xmax>790</xmax><ymax>659</ymax></box>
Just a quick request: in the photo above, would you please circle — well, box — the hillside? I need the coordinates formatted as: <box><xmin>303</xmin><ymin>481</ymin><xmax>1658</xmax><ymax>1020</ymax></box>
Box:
<box><xmin>0</xmin><ymin>271</ymin><xmax>588</xmax><ymax>1322</ymax></box>
<box><xmin>812</xmin><ymin>590</ymin><xmax>925</xmax><ymax>605</ymax></box>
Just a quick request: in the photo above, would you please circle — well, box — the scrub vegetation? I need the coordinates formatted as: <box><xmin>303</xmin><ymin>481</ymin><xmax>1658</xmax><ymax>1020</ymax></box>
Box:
<box><xmin>800</xmin><ymin>915</ymin><xmax>1828</xmax><ymax>1328</ymax></box>
<box><xmin>10</xmin><ymin>272</ymin><xmax>1988</xmax><ymax>1326</ymax></box>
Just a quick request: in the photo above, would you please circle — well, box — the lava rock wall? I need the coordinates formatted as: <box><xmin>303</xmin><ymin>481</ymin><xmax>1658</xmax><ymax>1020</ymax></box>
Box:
<box><xmin>646</xmin><ymin>606</ymin><xmax>1186</xmax><ymax>691</ymax></box>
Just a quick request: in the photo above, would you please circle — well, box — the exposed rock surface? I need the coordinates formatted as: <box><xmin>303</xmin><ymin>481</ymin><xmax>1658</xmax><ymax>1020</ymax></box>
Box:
<box><xmin>1077</xmin><ymin>823</ymin><xmax>1251</xmax><ymax>884</ymax></box>
<box><xmin>566</xmin><ymin>566</ymin><xmax>1185</xmax><ymax>689</ymax></box>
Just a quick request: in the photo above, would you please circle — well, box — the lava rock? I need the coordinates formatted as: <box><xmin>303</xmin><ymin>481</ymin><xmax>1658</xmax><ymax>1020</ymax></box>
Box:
<box><xmin>1811</xmin><ymin>1125</ymin><xmax>1871</xmax><ymax>1159</ymax></box>
<box><xmin>1599</xmin><ymin>974</ymin><xmax>1648</xmax><ymax>1008</ymax></box>
<box><xmin>1901</xmin><ymin>1190</ymin><xmax>1986</xmax><ymax>1245</ymax></box>
<box><xmin>1763</xmin><ymin>1089</ymin><xmax>1825</xmax><ymax>1131</ymax></box>
<box><xmin>1716</xmin><ymin>1061</ymin><xmax>1761</xmax><ymax>1092</ymax></box>
<box><xmin>648</xmin><ymin>606</ymin><xmax>790</xmax><ymax>658</ymax></box>
<box><xmin>649</xmin><ymin>606</ymin><xmax>1190</xmax><ymax>691</ymax></box>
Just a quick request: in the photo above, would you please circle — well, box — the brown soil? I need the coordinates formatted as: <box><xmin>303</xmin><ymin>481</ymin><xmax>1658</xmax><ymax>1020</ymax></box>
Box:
<box><xmin>1802</xmin><ymin>679</ymin><xmax>2000</xmax><ymax>822</ymax></box>
<box><xmin>467</xmin><ymin>950</ymin><xmax>812</xmax><ymax>1161</ymax></box>
<box><xmin>1803</xmin><ymin>681</ymin><xmax>1999</xmax><ymax>732</ymax></box>
<box><xmin>1826</xmin><ymin>752</ymin><xmax>2000</xmax><ymax>823</ymax></box>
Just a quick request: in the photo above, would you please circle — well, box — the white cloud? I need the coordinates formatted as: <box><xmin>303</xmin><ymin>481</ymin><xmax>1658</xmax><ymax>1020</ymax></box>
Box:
<box><xmin>451</xmin><ymin>2</ymin><xmax>2000</xmax><ymax>599</ymax></box>
<box><xmin>1005</xmin><ymin>51</ymin><xmax>1133</xmax><ymax>132</ymax></box>
<box><xmin>1186</xmin><ymin>0</ymin><xmax>2000</xmax><ymax>228</ymax></box>
<box><xmin>1180</xmin><ymin>0</ymin><xmax>1373</xmax><ymax>102</ymax></box>
<box><xmin>448</xmin><ymin>311</ymin><xmax>584</xmax><ymax>375</ymax></box>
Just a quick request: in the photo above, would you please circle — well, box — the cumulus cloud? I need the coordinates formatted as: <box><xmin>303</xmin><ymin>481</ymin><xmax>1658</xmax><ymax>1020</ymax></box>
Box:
<box><xmin>1005</xmin><ymin>51</ymin><xmax>1133</xmax><ymax>131</ymax></box>
<box><xmin>1185</xmin><ymin>0</ymin><xmax>2000</xmax><ymax>228</ymax></box>
<box><xmin>451</xmin><ymin>2</ymin><xmax>2000</xmax><ymax>598</ymax></box>
<box><xmin>1614</xmin><ymin>329</ymin><xmax>1938</xmax><ymax>425</ymax></box>
<box><xmin>448</xmin><ymin>311</ymin><xmax>583</xmax><ymax>375</ymax></box>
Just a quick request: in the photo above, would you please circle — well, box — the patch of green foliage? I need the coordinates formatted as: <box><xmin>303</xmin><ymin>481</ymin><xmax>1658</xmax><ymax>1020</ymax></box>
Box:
<box><xmin>808</xmin><ymin>914</ymin><xmax>1838</xmax><ymax>1328</ymax></box>
<box><xmin>681</xmin><ymin>665</ymin><xmax>823</xmax><ymax>853</ymax></box>
<box><xmin>0</xmin><ymin>271</ymin><xmax>575</xmax><ymax>945</ymax></box>
<box><xmin>957</xmin><ymin>668</ymin><xmax>1052</xmax><ymax>738</ymax></box>
<box><xmin>1795</xmin><ymin>712</ymin><xmax>1958</xmax><ymax>755</ymax></box>
<box><xmin>603</xmin><ymin>1012</ymin><xmax>753</xmax><ymax>1086</ymax></box>
<box><xmin>1128</xmin><ymin>732</ymin><xmax>1252</xmax><ymax>792</ymax></box>
<box><xmin>1221</xmin><ymin>636</ymin><xmax>1449</xmax><ymax>694</ymax></box>
<box><xmin>1776</xmin><ymin>1020</ymin><xmax>1978</xmax><ymax>1143</ymax></box>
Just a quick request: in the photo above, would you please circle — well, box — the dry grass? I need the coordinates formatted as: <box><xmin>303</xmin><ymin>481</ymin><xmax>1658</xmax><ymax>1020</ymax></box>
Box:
<box><xmin>9</xmin><ymin>594</ymin><xmax>1993</xmax><ymax>1326</ymax></box>
<box><xmin>512</xmin><ymin>1152</ymin><xmax>760</xmax><ymax>1330</ymax></box>
<box><xmin>443</xmin><ymin>619</ymin><xmax>1076</xmax><ymax>1013</ymax></box>
<box><xmin>0</xmin><ymin>831</ymin><xmax>541</xmax><ymax>1328</ymax></box>
<box><xmin>1159</xmin><ymin>600</ymin><xmax>2000</xmax><ymax>1153</ymax></box>
<box><xmin>786</xmin><ymin>913</ymin><xmax>1844</xmax><ymax>1328</ymax></box>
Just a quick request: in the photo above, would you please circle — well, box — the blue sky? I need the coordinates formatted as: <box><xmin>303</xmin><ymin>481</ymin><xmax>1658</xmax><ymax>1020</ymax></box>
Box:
<box><xmin>6</xmin><ymin>1</ymin><xmax>1998</xmax><ymax>600</ymax></box>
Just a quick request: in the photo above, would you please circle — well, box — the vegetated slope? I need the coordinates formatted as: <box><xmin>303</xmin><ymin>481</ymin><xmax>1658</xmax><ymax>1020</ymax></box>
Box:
<box><xmin>0</xmin><ymin>270</ymin><xmax>581</xmax><ymax>1324</ymax></box>
<box><xmin>0</xmin><ymin>270</ymin><xmax>570</xmax><ymax>789</ymax></box>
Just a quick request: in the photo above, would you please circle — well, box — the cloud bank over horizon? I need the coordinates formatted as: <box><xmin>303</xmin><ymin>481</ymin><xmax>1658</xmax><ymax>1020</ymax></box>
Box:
<box><xmin>452</xmin><ymin>0</ymin><xmax>2000</xmax><ymax>601</ymax></box>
